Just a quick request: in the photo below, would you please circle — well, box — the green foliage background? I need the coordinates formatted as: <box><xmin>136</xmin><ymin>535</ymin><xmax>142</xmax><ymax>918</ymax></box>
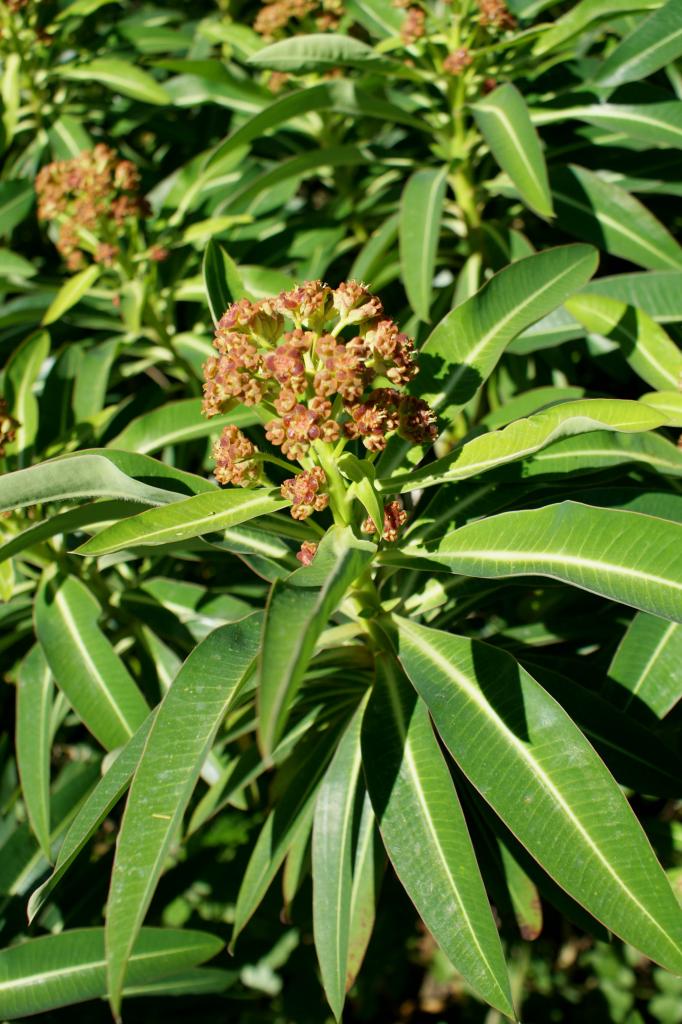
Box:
<box><xmin>1</xmin><ymin>0</ymin><xmax>681</xmax><ymax>1021</ymax></box>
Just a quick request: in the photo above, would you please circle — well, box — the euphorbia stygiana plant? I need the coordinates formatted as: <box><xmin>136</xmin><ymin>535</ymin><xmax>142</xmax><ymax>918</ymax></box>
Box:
<box><xmin>4</xmin><ymin>245</ymin><xmax>682</xmax><ymax>1021</ymax></box>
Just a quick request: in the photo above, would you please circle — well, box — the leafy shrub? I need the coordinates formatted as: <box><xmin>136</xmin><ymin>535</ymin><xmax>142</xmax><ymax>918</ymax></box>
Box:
<box><xmin>1</xmin><ymin>0</ymin><xmax>681</xmax><ymax>1021</ymax></box>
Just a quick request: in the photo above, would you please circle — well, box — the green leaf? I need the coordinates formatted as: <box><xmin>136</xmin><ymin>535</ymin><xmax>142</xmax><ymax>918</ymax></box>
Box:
<box><xmin>42</xmin><ymin>266</ymin><xmax>101</xmax><ymax>326</ymax></box>
<box><xmin>607</xmin><ymin>612</ymin><xmax>682</xmax><ymax>717</ymax></box>
<box><xmin>534</xmin><ymin>0</ymin><xmax>662</xmax><ymax>55</ymax></box>
<box><xmin>0</xmin><ymin>452</ymin><xmax>204</xmax><ymax>514</ymax></box>
<box><xmin>232</xmin><ymin>727</ymin><xmax>341</xmax><ymax>945</ymax></box>
<box><xmin>521</xmin><ymin>429</ymin><xmax>682</xmax><ymax>479</ymax></box>
<box><xmin>107</xmin><ymin>398</ymin><xmax>260</xmax><ymax>455</ymax></box>
<box><xmin>399</xmin><ymin>168</ymin><xmax>447</xmax><ymax>323</ymax></box>
<box><xmin>313</xmin><ymin>703</ymin><xmax>365</xmax><ymax>1020</ymax></box>
<box><xmin>551</xmin><ymin>165</ymin><xmax>682</xmax><ymax>271</ymax></box>
<box><xmin>418</xmin><ymin>245</ymin><xmax>597</xmax><ymax>425</ymax></box>
<box><xmin>472</xmin><ymin>84</ymin><xmax>553</xmax><ymax>219</ymax></box>
<box><xmin>362</xmin><ymin>654</ymin><xmax>514</xmax><ymax>1016</ymax></box>
<box><xmin>344</xmin><ymin>0</ymin><xmax>403</xmax><ymax>37</ymax></box>
<box><xmin>16</xmin><ymin>646</ymin><xmax>53</xmax><ymax>861</ymax></box>
<box><xmin>28</xmin><ymin>712</ymin><xmax>156</xmax><ymax>923</ymax></box>
<box><xmin>35</xmin><ymin>573</ymin><xmax>149</xmax><ymax>750</ymax></box>
<box><xmin>0</xmin><ymin>248</ymin><xmax>36</xmax><ymax>278</ymax></box>
<box><xmin>533</xmin><ymin>102</ymin><xmax>682</xmax><ymax>151</ymax></box>
<box><xmin>258</xmin><ymin>526</ymin><xmax>375</xmax><ymax>757</ymax></box>
<box><xmin>525</xmin><ymin>662</ymin><xmax>681</xmax><ymax>796</ymax></box>
<box><xmin>381</xmin><ymin>398</ymin><xmax>665</xmax><ymax>492</ymax></box>
<box><xmin>345</xmin><ymin>789</ymin><xmax>383</xmax><ymax>989</ymax></box>
<box><xmin>58</xmin><ymin>59</ymin><xmax>171</xmax><ymax>105</ymax></box>
<box><xmin>565</xmin><ymin>294</ymin><xmax>682</xmax><ymax>391</ymax></box>
<box><xmin>597</xmin><ymin>0</ymin><xmax>682</xmax><ymax>87</ymax></box>
<box><xmin>48</xmin><ymin>114</ymin><xmax>93</xmax><ymax>159</ymax></box>
<box><xmin>0</xmin><ymin>928</ymin><xmax>222</xmax><ymax>1019</ymax></box>
<box><xmin>409</xmin><ymin>502</ymin><xmax>682</xmax><ymax>621</ymax></box>
<box><xmin>105</xmin><ymin>615</ymin><xmax>261</xmax><ymax>1016</ymax></box>
<box><xmin>640</xmin><ymin>390</ymin><xmax>682</xmax><ymax>426</ymax></box>
<box><xmin>5</xmin><ymin>330</ymin><xmax>50</xmax><ymax>467</ymax></box>
<box><xmin>396</xmin><ymin>619</ymin><xmax>682</xmax><ymax>975</ymax></box>
<box><xmin>202</xmin><ymin>239</ymin><xmax>245</xmax><ymax>324</ymax></box>
<box><xmin>0</xmin><ymin>181</ymin><xmax>34</xmax><ymax>236</ymax></box>
<box><xmin>77</xmin><ymin>487</ymin><xmax>288</xmax><ymax>556</ymax></box>
<box><xmin>380</xmin><ymin>245</ymin><xmax>598</xmax><ymax>473</ymax></box>
<box><xmin>247</xmin><ymin>33</ymin><xmax>395</xmax><ymax>73</ymax></box>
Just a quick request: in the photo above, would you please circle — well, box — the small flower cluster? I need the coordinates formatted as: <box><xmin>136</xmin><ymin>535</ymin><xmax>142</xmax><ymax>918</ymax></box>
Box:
<box><xmin>0</xmin><ymin>399</ymin><xmax>17</xmax><ymax>458</ymax></box>
<box><xmin>35</xmin><ymin>145</ymin><xmax>149</xmax><ymax>270</ymax></box>
<box><xmin>477</xmin><ymin>0</ymin><xmax>516</xmax><ymax>30</ymax></box>
<box><xmin>254</xmin><ymin>0</ymin><xmax>343</xmax><ymax>36</ymax></box>
<box><xmin>205</xmin><ymin>281</ymin><xmax>435</xmax><ymax>549</ymax></box>
<box><xmin>443</xmin><ymin>48</ymin><xmax>473</xmax><ymax>76</ymax></box>
<box><xmin>400</xmin><ymin>6</ymin><xmax>425</xmax><ymax>44</ymax></box>
<box><xmin>361</xmin><ymin>501</ymin><xmax>408</xmax><ymax>543</ymax></box>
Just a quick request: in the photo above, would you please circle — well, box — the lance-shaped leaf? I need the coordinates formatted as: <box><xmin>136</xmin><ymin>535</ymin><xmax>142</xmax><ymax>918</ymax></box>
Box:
<box><xmin>108</xmin><ymin>398</ymin><xmax>259</xmax><ymax>455</ymax></box>
<box><xmin>247</xmin><ymin>32</ymin><xmax>399</xmax><ymax>74</ymax></box>
<box><xmin>395</xmin><ymin>619</ymin><xmax>682</xmax><ymax>975</ymax></box>
<box><xmin>35</xmin><ymin>573</ymin><xmax>149</xmax><ymax>750</ymax></box>
<box><xmin>0</xmin><ymin>928</ymin><xmax>222</xmax><ymax>1020</ymax></box>
<box><xmin>16</xmin><ymin>646</ymin><xmax>53</xmax><ymax>861</ymax></box>
<box><xmin>607</xmin><ymin>612</ymin><xmax>682</xmax><ymax>718</ymax></box>
<box><xmin>361</xmin><ymin>654</ymin><xmax>514</xmax><ymax>1017</ymax></box>
<box><xmin>345</xmin><ymin>789</ymin><xmax>383</xmax><ymax>991</ymax></box>
<box><xmin>413</xmin><ymin>502</ymin><xmax>682</xmax><ymax>621</ymax></box>
<box><xmin>597</xmin><ymin>0</ymin><xmax>682</xmax><ymax>87</ymax></box>
<box><xmin>640</xmin><ymin>391</ymin><xmax>682</xmax><ymax>427</ymax></box>
<box><xmin>551</xmin><ymin>166</ymin><xmax>682</xmax><ymax>271</ymax></box>
<box><xmin>472</xmin><ymin>84</ymin><xmax>553</xmax><ymax>219</ymax></box>
<box><xmin>58</xmin><ymin>58</ymin><xmax>171</xmax><ymax>104</ymax></box>
<box><xmin>202</xmin><ymin>239</ymin><xmax>243</xmax><ymax>324</ymax></box>
<box><xmin>532</xmin><ymin>102</ymin><xmax>682</xmax><ymax>151</ymax></box>
<box><xmin>565</xmin><ymin>294</ymin><xmax>682</xmax><ymax>392</ymax></box>
<box><xmin>257</xmin><ymin>526</ymin><xmax>375</xmax><ymax>758</ymax></box>
<box><xmin>28</xmin><ymin>711</ymin><xmax>156</xmax><ymax>923</ymax></box>
<box><xmin>379</xmin><ymin>245</ymin><xmax>597</xmax><ymax>473</ymax></box>
<box><xmin>5</xmin><ymin>330</ymin><xmax>49</xmax><ymax>466</ymax></box>
<box><xmin>77</xmin><ymin>487</ymin><xmax>288</xmax><ymax>556</ymax></box>
<box><xmin>399</xmin><ymin>167</ymin><xmax>447</xmax><ymax>322</ymax></box>
<box><xmin>380</xmin><ymin>399</ymin><xmax>665</xmax><ymax>493</ymax></box>
<box><xmin>521</xmin><ymin>429</ymin><xmax>682</xmax><ymax>479</ymax></box>
<box><xmin>313</xmin><ymin>702</ymin><xmax>365</xmax><ymax>1020</ymax></box>
<box><xmin>0</xmin><ymin>452</ymin><xmax>197</xmax><ymax>513</ymax></box>
<box><xmin>42</xmin><ymin>265</ymin><xmax>100</xmax><ymax>326</ymax></box>
<box><xmin>232</xmin><ymin>725</ymin><xmax>342</xmax><ymax>945</ymax></box>
<box><xmin>106</xmin><ymin>614</ymin><xmax>261</xmax><ymax>1018</ymax></box>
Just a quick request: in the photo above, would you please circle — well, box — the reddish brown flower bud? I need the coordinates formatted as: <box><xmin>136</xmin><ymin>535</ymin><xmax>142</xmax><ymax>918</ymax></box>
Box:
<box><xmin>398</xmin><ymin>395</ymin><xmax>438</xmax><ymax>444</ymax></box>
<box><xmin>332</xmin><ymin>281</ymin><xmax>383</xmax><ymax>324</ymax></box>
<box><xmin>296</xmin><ymin>540</ymin><xmax>319</xmax><ymax>565</ymax></box>
<box><xmin>361</xmin><ymin>500</ymin><xmax>407</xmax><ymax>542</ymax></box>
<box><xmin>277</xmin><ymin>280</ymin><xmax>333</xmax><ymax>329</ymax></box>
<box><xmin>0</xmin><ymin>399</ymin><xmax>18</xmax><ymax>458</ymax></box>
<box><xmin>218</xmin><ymin>298</ymin><xmax>283</xmax><ymax>342</ymax></box>
<box><xmin>281</xmin><ymin>467</ymin><xmax>329</xmax><ymax>519</ymax></box>
<box><xmin>401</xmin><ymin>6</ymin><xmax>425</xmax><ymax>44</ymax></box>
<box><xmin>264</xmin><ymin>343</ymin><xmax>306</xmax><ymax>389</ymax></box>
<box><xmin>345</xmin><ymin>388</ymin><xmax>401</xmax><ymax>451</ymax></box>
<box><xmin>443</xmin><ymin>49</ymin><xmax>473</xmax><ymax>76</ymax></box>
<box><xmin>212</xmin><ymin>425</ymin><xmax>261</xmax><ymax>487</ymax></box>
<box><xmin>94</xmin><ymin>242</ymin><xmax>119</xmax><ymax>266</ymax></box>
<box><xmin>365</xmin><ymin>319</ymin><xmax>418</xmax><ymax>386</ymax></box>
<box><xmin>477</xmin><ymin>0</ymin><xmax>516</xmax><ymax>29</ymax></box>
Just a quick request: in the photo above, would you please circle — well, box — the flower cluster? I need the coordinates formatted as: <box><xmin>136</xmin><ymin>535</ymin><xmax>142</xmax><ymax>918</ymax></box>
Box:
<box><xmin>35</xmin><ymin>145</ymin><xmax>149</xmax><ymax>270</ymax></box>
<box><xmin>477</xmin><ymin>0</ymin><xmax>516</xmax><ymax>30</ymax></box>
<box><xmin>361</xmin><ymin>501</ymin><xmax>408</xmax><ymax>543</ymax></box>
<box><xmin>254</xmin><ymin>0</ymin><xmax>343</xmax><ymax>36</ymax></box>
<box><xmin>0</xmin><ymin>399</ymin><xmax>17</xmax><ymax>458</ymax></box>
<box><xmin>296</xmin><ymin>540</ymin><xmax>318</xmax><ymax>566</ymax></box>
<box><xmin>281</xmin><ymin>467</ymin><xmax>329</xmax><ymax>520</ymax></box>
<box><xmin>203</xmin><ymin>281</ymin><xmax>436</xmax><ymax>535</ymax></box>
<box><xmin>212</xmin><ymin>425</ymin><xmax>261</xmax><ymax>487</ymax></box>
<box><xmin>400</xmin><ymin>6</ymin><xmax>425</xmax><ymax>44</ymax></box>
<box><xmin>443</xmin><ymin>48</ymin><xmax>473</xmax><ymax>76</ymax></box>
